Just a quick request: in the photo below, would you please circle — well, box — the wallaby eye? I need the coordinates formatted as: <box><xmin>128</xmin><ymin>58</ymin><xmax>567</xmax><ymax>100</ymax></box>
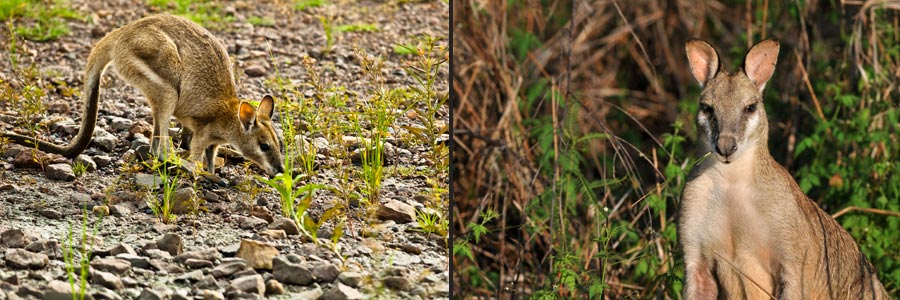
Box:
<box><xmin>699</xmin><ymin>103</ymin><xmax>713</xmax><ymax>114</ymax></box>
<box><xmin>744</xmin><ymin>103</ymin><xmax>757</xmax><ymax>113</ymax></box>
<box><xmin>260</xmin><ymin>143</ymin><xmax>270</xmax><ymax>152</ymax></box>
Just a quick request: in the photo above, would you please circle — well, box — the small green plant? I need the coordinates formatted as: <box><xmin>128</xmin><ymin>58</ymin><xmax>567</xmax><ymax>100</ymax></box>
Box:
<box><xmin>337</xmin><ymin>23</ymin><xmax>378</xmax><ymax>33</ymax></box>
<box><xmin>1</xmin><ymin>0</ymin><xmax>81</xmax><ymax>41</ymax></box>
<box><xmin>248</xmin><ymin>16</ymin><xmax>275</xmax><ymax>27</ymax></box>
<box><xmin>63</xmin><ymin>205</ymin><xmax>102</xmax><ymax>300</ymax></box>
<box><xmin>318</xmin><ymin>14</ymin><xmax>335</xmax><ymax>54</ymax></box>
<box><xmin>295</xmin><ymin>0</ymin><xmax>326</xmax><ymax>11</ymax></box>
<box><xmin>146</xmin><ymin>0</ymin><xmax>234</xmax><ymax>29</ymax></box>
<box><xmin>71</xmin><ymin>161</ymin><xmax>87</xmax><ymax>177</ymax></box>
<box><xmin>143</xmin><ymin>152</ymin><xmax>181</xmax><ymax>224</ymax></box>
<box><xmin>415</xmin><ymin>208</ymin><xmax>447</xmax><ymax>237</ymax></box>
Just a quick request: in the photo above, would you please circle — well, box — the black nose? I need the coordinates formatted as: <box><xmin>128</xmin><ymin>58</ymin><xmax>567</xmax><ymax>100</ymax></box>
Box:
<box><xmin>716</xmin><ymin>135</ymin><xmax>737</xmax><ymax>158</ymax></box>
<box><xmin>275</xmin><ymin>164</ymin><xmax>285</xmax><ymax>174</ymax></box>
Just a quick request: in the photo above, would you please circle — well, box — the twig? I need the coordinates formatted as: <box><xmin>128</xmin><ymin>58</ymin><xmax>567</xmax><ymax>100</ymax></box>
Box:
<box><xmin>832</xmin><ymin>206</ymin><xmax>900</xmax><ymax>219</ymax></box>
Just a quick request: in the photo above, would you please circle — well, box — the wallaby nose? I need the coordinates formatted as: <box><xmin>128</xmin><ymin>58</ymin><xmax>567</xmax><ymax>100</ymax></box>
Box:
<box><xmin>274</xmin><ymin>164</ymin><xmax>285</xmax><ymax>175</ymax></box>
<box><xmin>716</xmin><ymin>135</ymin><xmax>738</xmax><ymax>158</ymax></box>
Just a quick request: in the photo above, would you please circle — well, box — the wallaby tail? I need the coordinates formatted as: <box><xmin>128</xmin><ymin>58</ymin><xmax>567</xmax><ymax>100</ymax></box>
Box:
<box><xmin>1</xmin><ymin>35</ymin><xmax>115</xmax><ymax>158</ymax></box>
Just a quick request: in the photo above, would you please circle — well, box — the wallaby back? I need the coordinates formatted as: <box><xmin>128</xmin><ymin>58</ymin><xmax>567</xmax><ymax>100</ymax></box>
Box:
<box><xmin>679</xmin><ymin>39</ymin><xmax>888</xmax><ymax>299</ymax></box>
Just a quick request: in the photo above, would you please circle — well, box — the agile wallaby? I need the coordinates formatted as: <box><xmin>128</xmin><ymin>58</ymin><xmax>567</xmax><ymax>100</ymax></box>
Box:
<box><xmin>680</xmin><ymin>39</ymin><xmax>888</xmax><ymax>299</ymax></box>
<box><xmin>1</xmin><ymin>15</ymin><xmax>284</xmax><ymax>176</ymax></box>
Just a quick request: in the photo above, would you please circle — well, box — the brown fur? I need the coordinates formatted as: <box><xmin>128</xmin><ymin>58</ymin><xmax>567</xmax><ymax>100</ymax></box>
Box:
<box><xmin>680</xmin><ymin>39</ymin><xmax>888</xmax><ymax>299</ymax></box>
<box><xmin>1</xmin><ymin>15</ymin><xmax>284</xmax><ymax>175</ymax></box>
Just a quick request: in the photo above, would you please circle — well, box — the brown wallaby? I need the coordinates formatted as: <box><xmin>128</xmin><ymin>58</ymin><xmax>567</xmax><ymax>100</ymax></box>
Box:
<box><xmin>1</xmin><ymin>15</ymin><xmax>284</xmax><ymax>176</ymax></box>
<box><xmin>680</xmin><ymin>39</ymin><xmax>888</xmax><ymax>299</ymax></box>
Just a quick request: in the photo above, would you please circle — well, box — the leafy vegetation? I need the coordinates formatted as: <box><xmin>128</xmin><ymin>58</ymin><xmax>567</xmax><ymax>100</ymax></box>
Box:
<box><xmin>62</xmin><ymin>206</ymin><xmax>103</xmax><ymax>300</ymax></box>
<box><xmin>453</xmin><ymin>0</ymin><xmax>900</xmax><ymax>298</ymax></box>
<box><xmin>146</xmin><ymin>0</ymin><xmax>235</xmax><ymax>29</ymax></box>
<box><xmin>0</xmin><ymin>0</ymin><xmax>81</xmax><ymax>41</ymax></box>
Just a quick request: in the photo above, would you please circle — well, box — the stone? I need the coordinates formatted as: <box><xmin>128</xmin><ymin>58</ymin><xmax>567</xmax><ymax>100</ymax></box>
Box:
<box><xmin>264</xmin><ymin>279</ymin><xmax>284</xmax><ymax>295</ymax></box>
<box><xmin>259</xmin><ymin>229</ymin><xmax>286</xmax><ymax>239</ymax></box>
<box><xmin>4</xmin><ymin>249</ymin><xmax>48</xmax><ymax>269</ymax></box>
<box><xmin>93</xmin><ymin>129</ymin><xmax>118</xmax><ymax>152</ymax></box>
<box><xmin>320</xmin><ymin>282</ymin><xmax>364</xmax><ymax>300</ymax></box>
<box><xmin>313</xmin><ymin>263</ymin><xmax>340</xmax><ymax>283</ymax></box>
<box><xmin>92</xmin><ymin>205</ymin><xmax>109</xmax><ymax>216</ymax></box>
<box><xmin>171</xmin><ymin>188</ymin><xmax>196</xmax><ymax>214</ymax></box>
<box><xmin>238</xmin><ymin>216</ymin><xmax>268</xmax><ymax>230</ymax></box>
<box><xmin>272</xmin><ymin>254</ymin><xmax>313</xmax><ymax>286</ymax></box>
<box><xmin>138</xmin><ymin>287</ymin><xmax>171</xmax><ymax>300</ymax></box>
<box><xmin>90</xmin><ymin>257</ymin><xmax>131</xmax><ymax>274</ymax></box>
<box><xmin>338</xmin><ymin>272</ymin><xmax>364</xmax><ymax>288</ymax></box>
<box><xmin>250</xmin><ymin>206</ymin><xmax>273</xmax><ymax>223</ymax></box>
<box><xmin>174</xmin><ymin>248</ymin><xmax>221</xmax><ymax>264</ymax></box>
<box><xmin>108</xmin><ymin>116</ymin><xmax>133</xmax><ymax>132</ymax></box>
<box><xmin>268</xmin><ymin>218</ymin><xmax>299</xmax><ymax>236</ymax></box>
<box><xmin>149</xmin><ymin>259</ymin><xmax>183</xmax><ymax>274</ymax></box>
<box><xmin>156</xmin><ymin>233</ymin><xmax>183</xmax><ymax>256</ymax></box>
<box><xmin>382</xmin><ymin>276</ymin><xmax>413</xmax><ymax>291</ymax></box>
<box><xmin>91</xmin><ymin>270</ymin><xmax>123</xmax><ymax>290</ymax></box>
<box><xmin>144</xmin><ymin>249</ymin><xmax>173</xmax><ymax>260</ymax></box>
<box><xmin>295</xmin><ymin>287</ymin><xmax>323</xmax><ymax>299</ymax></box>
<box><xmin>93</xmin><ymin>155</ymin><xmax>113</xmax><ymax>168</ymax></box>
<box><xmin>183</xmin><ymin>258</ymin><xmax>213</xmax><ymax>269</ymax></box>
<box><xmin>134</xmin><ymin>173</ymin><xmax>162</xmax><ymax>189</ymax></box>
<box><xmin>108</xmin><ymin>204</ymin><xmax>133</xmax><ymax>217</ymax></box>
<box><xmin>74</xmin><ymin>155</ymin><xmax>97</xmax><ymax>171</ymax></box>
<box><xmin>200</xmin><ymin>290</ymin><xmax>224</xmax><ymax>300</ymax></box>
<box><xmin>244</xmin><ymin>65</ymin><xmax>267</xmax><ymax>77</ymax></box>
<box><xmin>1</xmin><ymin>228</ymin><xmax>27</xmax><ymax>248</ymax></box>
<box><xmin>195</xmin><ymin>275</ymin><xmax>219</xmax><ymax>290</ymax></box>
<box><xmin>40</xmin><ymin>208</ymin><xmax>64</xmax><ymax>219</ymax></box>
<box><xmin>376</xmin><ymin>200</ymin><xmax>416</xmax><ymax>223</ymax></box>
<box><xmin>175</xmin><ymin>270</ymin><xmax>204</xmax><ymax>284</ymax></box>
<box><xmin>115</xmin><ymin>253</ymin><xmax>151</xmax><ymax>269</ymax></box>
<box><xmin>209</xmin><ymin>261</ymin><xmax>246</xmax><ymax>278</ymax></box>
<box><xmin>46</xmin><ymin>163</ymin><xmax>76</xmax><ymax>181</ymax></box>
<box><xmin>235</xmin><ymin>239</ymin><xmax>279</xmax><ymax>270</ymax></box>
<box><xmin>400</xmin><ymin>243</ymin><xmax>422</xmax><ymax>255</ymax></box>
<box><xmin>108</xmin><ymin>243</ymin><xmax>136</xmax><ymax>256</ymax></box>
<box><xmin>25</xmin><ymin>239</ymin><xmax>59</xmax><ymax>258</ymax></box>
<box><xmin>230</xmin><ymin>274</ymin><xmax>265</xmax><ymax>295</ymax></box>
<box><xmin>47</xmin><ymin>101</ymin><xmax>70</xmax><ymax>114</ymax></box>
<box><xmin>43</xmin><ymin>280</ymin><xmax>90</xmax><ymax>300</ymax></box>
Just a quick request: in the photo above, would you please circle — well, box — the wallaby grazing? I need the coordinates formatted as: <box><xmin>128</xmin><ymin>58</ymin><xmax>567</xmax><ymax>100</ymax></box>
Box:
<box><xmin>1</xmin><ymin>15</ymin><xmax>284</xmax><ymax>176</ymax></box>
<box><xmin>680</xmin><ymin>39</ymin><xmax>889</xmax><ymax>299</ymax></box>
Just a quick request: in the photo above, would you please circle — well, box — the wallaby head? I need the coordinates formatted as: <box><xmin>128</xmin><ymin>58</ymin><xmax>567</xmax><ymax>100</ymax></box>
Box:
<box><xmin>235</xmin><ymin>95</ymin><xmax>284</xmax><ymax>176</ymax></box>
<box><xmin>686</xmin><ymin>39</ymin><xmax>779</xmax><ymax>164</ymax></box>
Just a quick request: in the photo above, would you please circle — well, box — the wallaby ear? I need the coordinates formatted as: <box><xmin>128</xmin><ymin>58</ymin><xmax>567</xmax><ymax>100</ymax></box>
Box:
<box><xmin>239</xmin><ymin>102</ymin><xmax>256</xmax><ymax>130</ymax></box>
<box><xmin>258</xmin><ymin>95</ymin><xmax>275</xmax><ymax>120</ymax></box>
<box><xmin>744</xmin><ymin>39</ymin><xmax>780</xmax><ymax>92</ymax></box>
<box><xmin>685</xmin><ymin>39</ymin><xmax>720</xmax><ymax>87</ymax></box>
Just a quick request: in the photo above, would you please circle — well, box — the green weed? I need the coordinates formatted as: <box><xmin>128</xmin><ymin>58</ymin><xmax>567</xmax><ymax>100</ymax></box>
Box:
<box><xmin>63</xmin><ymin>205</ymin><xmax>102</xmax><ymax>300</ymax></box>
<box><xmin>295</xmin><ymin>0</ymin><xmax>326</xmax><ymax>11</ymax></box>
<box><xmin>143</xmin><ymin>151</ymin><xmax>181</xmax><ymax>224</ymax></box>
<box><xmin>318</xmin><ymin>14</ymin><xmax>336</xmax><ymax>54</ymax></box>
<box><xmin>146</xmin><ymin>0</ymin><xmax>234</xmax><ymax>29</ymax></box>
<box><xmin>248</xmin><ymin>16</ymin><xmax>275</xmax><ymax>27</ymax></box>
<box><xmin>1</xmin><ymin>0</ymin><xmax>81</xmax><ymax>41</ymax></box>
<box><xmin>72</xmin><ymin>161</ymin><xmax>87</xmax><ymax>177</ymax></box>
<box><xmin>337</xmin><ymin>23</ymin><xmax>379</xmax><ymax>33</ymax></box>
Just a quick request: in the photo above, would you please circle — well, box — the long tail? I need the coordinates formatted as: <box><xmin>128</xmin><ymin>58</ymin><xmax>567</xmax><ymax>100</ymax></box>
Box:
<box><xmin>1</xmin><ymin>34</ymin><xmax>115</xmax><ymax>158</ymax></box>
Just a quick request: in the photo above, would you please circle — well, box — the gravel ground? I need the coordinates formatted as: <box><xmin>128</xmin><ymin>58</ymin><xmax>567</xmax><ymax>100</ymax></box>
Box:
<box><xmin>0</xmin><ymin>0</ymin><xmax>448</xmax><ymax>299</ymax></box>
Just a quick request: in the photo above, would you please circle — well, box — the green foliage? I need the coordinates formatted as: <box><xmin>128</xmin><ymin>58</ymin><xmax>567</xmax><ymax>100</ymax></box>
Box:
<box><xmin>248</xmin><ymin>16</ymin><xmax>275</xmax><ymax>27</ymax></box>
<box><xmin>63</xmin><ymin>205</ymin><xmax>102</xmax><ymax>300</ymax></box>
<box><xmin>71</xmin><ymin>161</ymin><xmax>87</xmax><ymax>177</ymax></box>
<box><xmin>1</xmin><ymin>0</ymin><xmax>80</xmax><ymax>41</ymax></box>
<box><xmin>318</xmin><ymin>14</ymin><xmax>335</xmax><ymax>54</ymax></box>
<box><xmin>146</xmin><ymin>0</ymin><xmax>235</xmax><ymax>29</ymax></box>
<box><xmin>337</xmin><ymin>23</ymin><xmax>379</xmax><ymax>33</ymax></box>
<box><xmin>294</xmin><ymin>0</ymin><xmax>326</xmax><ymax>11</ymax></box>
<box><xmin>143</xmin><ymin>152</ymin><xmax>181</xmax><ymax>224</ymax></box>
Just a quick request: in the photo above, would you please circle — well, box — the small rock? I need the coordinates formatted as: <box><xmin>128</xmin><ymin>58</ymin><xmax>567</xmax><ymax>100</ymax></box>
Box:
<box><xmin>74</xmin><ymin>155</ymin><xmax>97</xmax><ymax>171</ymax></box>
<box><xmin>383</xmin><ymin>276</ymin><xmax>413</xmax><ymax>291</ymax></box>
<box><xmin>134</xmin><ymin>173</ymin><xmax>162</xmax><ymax>189</ymax></box>
<box><xmin>171</xmin><ymin>188</ymin><xmax>196</xmax><ymax>214</ymax></box>
<box><xmin>321</xmin><ymin>282</ymin><xmax>364</xmax><ymax>300</ymax></box>
<box><xmin>174</xmin><ymin>248</ymin><xmax>221</xmax><ymax>264</ymax></box>
<box><xmin>376</xmin><ymin>200</ymin><xmax>416</xmax><ymax>223</ymax></box>
<box><xmin>144</xmin><ymin>249</ymin><xmax>172</xmax><ymax>260</ymax></box>
<box><xmin>108</xmin><ymin>116</ymin><xmax>133</xmax><ymax>132</ymax></box>
<box><xmin>264</xmin><ymin>279</ymin><xmax>284</xmax><ymax>295</ymax></box>
<box><xmin>196</xmin><ymin>275</ymin><xmax>219</xmax><ymax>290</ymax></box>
<box><xmin>157</xmin><ymin>233</ymin><xmax>183</xmax><ymax>256</ymax></box>
<box><xmin>92</xmin><ymin>205</ymin><xmax>109</xmax><ymax>216</ymax></box>
<box><xmin>128</xmin><ymin>121</ymin><xmax>153</xmax><ymax>140</ymax></box>
<box><xmin>108</xmin><ymin>204</ymin><xmax>133</xmax><ymax>217</ymax></box>
<box><xmin>200</xmin><ymin>290</ymin><xmax>224</xmax><ymax>300</ymax></box>
<box><xmin>244</xmin><ymin>65</ymin><xmax>267</xmax><ymax>77</ymax></box>
<box><xmin>338</xmin><ymin>272</ymin><xmax>364</xmax><ymax>288</ymax></box>
<box><xmin>400</xmin><ymin>243</ymin><xmax>422</xmax><ymax>255</ymax></box>
<box><xmin>313</xmin><ymin>263</ymin><xmax>340</xmax><ymax>283</ymax></box>
<box><xmin>115</xmin><ymin>253</ymin><xmax>151</xmax><ymax>269</ymax></box>
<box><xmin>250</xmin><ymin>206</ymin><xmax>274</xmax><ymax>223</ymax></box>
<box><xmin>138</xmin><ymin>287</ymin><xmax>171</xmax><ymax>300</ymax></box>
<box><xmin>25</xmin><ymin>240</ymin><xmax>59</xmax><ymax>258</ymax></box>
<box><xmin>44</xmin><ymin>280</ymin><xmax>90</xmax><ymax>300</ymax></box>
<box><xmin>259</xmin><ymin>229</ymin><xmax>286</xmax><ymax>239</ymax></box>
<box><xmin>238</xmin><ymin>216</ymin><xmax>268</xmax><ymax>230</ymax></box>
<box><xmin>183</xmin><ymin>258</ymin><xmax>213</xmax><ymax>269</ymax></box>
<box><xmin>4</xmin><ymin>248</ymin><xmax>48</xmax><ymax>269</ymax></box>
<box><xmin>40</xmin><ymin>208</ymin><xmax>64</xmax><ymax>219</ymax></box>
<box><xmin>93</xmin><ymin>129</ymin><xmax>118</xmax><ymax>152</ymax></box>
<box><xmin>46</xmin><ymin>163</ymin><xmax>76</xmax><ymax>181</ymax></box>
<box><xmin>1</xmin><ymin>228</ymin><xmax>27</xmax><ymax>248</ymax></box>
<box><xmin>93</xmin><ymin>155</ymin><xmax>113</xmax><ymax>168</ymax></box>
<box><xmin>230</xmin><ymin>274</ymin><xmax>265</xmax><ymax>295</ymax></box>
<box><xmin>91</xmin><ymin>257</ymin><xmax>131</xmax><ymax>274</ymax></box>
<box><xmin>149</xmin><ymin>259</ymin><xmax>183</xmax><ymax>274</ymax></box>
<box><xmin>92</xmin><ymin>288</ymin><xmax>124</xmax><ymax>300</ymax></box>
<box><xmin>108</xmin><ymin>243</ymin><xmax>136</xmax><ymax>256</ymax></box>
<box><xmin>47</xmin><ymin>101</ymin><xmax>70</xmax><ymax>114</ymax></box>
<box><xmin>272</xmin><ymin>254</ymin><xmax>313</xmax><ymax>286</ymax></box>
<box><xmin>210</xmin><ymin>261</ymin><xmax>246</xmax><ymax>278</ymax></box>
<box><xmin>295</xmin><ymin>287</ymin><xmax>324</xmax><ymax>299</ymax></box>
<box><xmin>91</xmin><ymin>270</ymin><xmax>123</xmax><ymax>290</ymax></box>
<box><xmin>235</xmin><ymin>239</ymin><xmax>279</xmax><ymax>270</ymax></box>
<box><xmin>175</xmin><ymin>269</ymin><xmax>204</xmax><ymax>284</ymax></box>
<box><xmin>268</xmin><ymin>218</ymin><xmax>299</xmax><ymax>236</ymax></box>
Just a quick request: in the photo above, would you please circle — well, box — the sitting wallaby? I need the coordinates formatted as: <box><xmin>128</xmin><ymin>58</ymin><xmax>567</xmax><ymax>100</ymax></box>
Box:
<box><xmin>680</xmin><ymin>39</ymin><xmax>888</xmax><ymax>299</ymax></box>
<box><xmin>1</xmin><ymin>14</ymin><xmax>284</xmax><ymax>176</ymax></box>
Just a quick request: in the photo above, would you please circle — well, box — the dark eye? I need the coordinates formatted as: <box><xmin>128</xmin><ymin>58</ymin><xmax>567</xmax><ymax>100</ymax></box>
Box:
<box><xmin>260</xmin><ymin>143</ymin><xmax>270</xmax><ymax>152</ymax></box>
<box><xmin>699</xmin><ymin>103</ymin><xmax>713</xmax><ymax>114</ymax></box>
<box><xmin>744</xmin><ymin>103</ymin><xmax>757</xmax><ymax>113</ymax></box>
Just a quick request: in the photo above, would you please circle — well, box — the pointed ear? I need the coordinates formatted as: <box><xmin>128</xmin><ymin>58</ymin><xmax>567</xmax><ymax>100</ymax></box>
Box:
<box><xmin>744</xmin><ymin>39</ymin><xmax>780</xmax><ymax>92</ymax></box>
<box><xmin>258</xmin><ymin>95</ymin><xmax>275</xmax><ymax>120</ymax></box>
<box><xmin>239</xmin><ymin>102</ymin><xmax>256</xmax><ymax>130</ymax></box>
<box><xmin>685</xmin><ymin>39</ymin><xmax>720</xmax><ymax>87</ymax></box>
